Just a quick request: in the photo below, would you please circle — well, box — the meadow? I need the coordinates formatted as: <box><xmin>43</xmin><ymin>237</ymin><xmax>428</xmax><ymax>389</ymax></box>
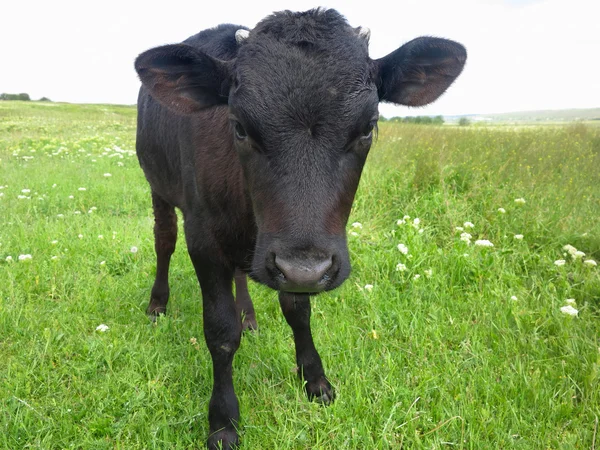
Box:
<box><xmin>1</xmin><ymin>100</ymin><xmax>599</xmax><ymax>449</ymax></box>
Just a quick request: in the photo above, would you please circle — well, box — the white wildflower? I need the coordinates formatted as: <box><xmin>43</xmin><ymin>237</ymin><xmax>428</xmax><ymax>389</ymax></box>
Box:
<box><xmin>498</xmin><ymin>208</ymin><xmax>506</xmax><ymax>214</ymax></box>
<box><xmin>68</xmin><ymin>195</ymin><xmax>74</xmax><ymax>199</ymax></box>
<box><xmin>397</xmin><ymin>243</ymin><xmax>409</xmax><ymax>255</ymax></box>
<box><xmin>103</xmin><ymin>173</ymin><xmax>112</xmax><ymax>177</ymax></box>
<box><xmin>424</xmin><ymin>269</ymin><xmax>433</xmax><ymax>278</ymax></box>
<box><xmin>98</xmin><ymin>235</ymin><xmax>104</xmax><ymax>239</ymax></box>
<box><xmin>565</xmin><ymin>298</ymin><xmax>576</xmax><ymax>305</ymax></box>
<box><xmin>554</xmin><ymin>259</ymin><xmax>566</xmax><ymax>266</ymax></box>
<box><xmin>18</xmin><ymin>254</ymin><xmax>32</xmax><ymax>261</ymax></box>
<box><xmin>364</xmin><ymin>284</ymin><xmax>373</xmax><ymax>292</ymax></box>
<box><xmin>583</xmin><ymin>259</ymin><xmax>597</xmax><ymax>267</ymax></box>
<box><xmin>52</xmin><ymin>184</ymin><xmax>57</xmax><ymax>188</ymax></box>
<box><xmin>514</xmin><ymin>234</ymin><xmax>524</xmax><ymax>240</ymax></box>
<box><xmin>460</xmin><ymin>232</ymin><xmax>472</xmax><ymax>244</ymax></box>
<box><xmin>96</xmin><ymin>324</ymin><xmax>109</xmax><ymax>332</ymax></box>
<box><xmin>464</xmin><ymin>221</ymin><xmax>474</xmax><ymax>229</ymax></box>
<box><xmin>403</xmin><ymin>215</ymin><xmax>411</xmax><ymax>220</ymax></box>
<box><xmin>51</xmin><ymin>256</ymin><xmax>58</xmax><ymax>261</ymax></box>
<box><xmin>455</xmin><ymin>226</ymin><xmax>464</xmax><ymax>232</ymax></box>
<box><xmin>130</xmin><ymin>246</ymin><xmax>138</xmax><ymax>254</ymax></box>
<box><xmin>78</xmin><ymin>234</ymin><xmax>83</xmax><ymax>239</ymax></box>
<box><xmin>396</xmin><ymin>219</ymin><xmax>405</xmax><ymax>226</ymax></box>
<box><xmin>117</xmin><ymin>161</ymin><xmax>124</xmax><ymax>167</ymax></box>
<box><xmin>514</xmin><ymin>198</ymin><xmax>526</xmax><ymax>204</ymax></box>
<box><xmin>78</xmin><ymin>187</ymin><xmax>86</xmax><ymax>191</ymax></box>
<box><xmin>418</xmin><ymin>228</ymin><xmax>424</xmax><ymax>234</ymax></box>
<box><xmin>21</xmin><ymin>189</ymin><xmax>31</xmax><ymax>194</ymax></box>
<box><xmin>560</xmin><ymin>305</ymin><xmax>578</xmax><ymax>317</ymax></box>
<box><xmin>413</xmin><ymin>218</ymin><xmax>420</xmax><ymax>226</ymax></box>
<box><xmin>573</xmin><ymin>251</ymin><xmax>585</xmax><ymax>259</ymax></box>
<box><xmin>74</xmin><ymin>211</ymin><xmax>81</xmax><ymax>215</ymax></box>
<box><xmin>51</xmin><ymin>240</ymin><xmax>58</xmax><ymax>245</ymax></box>
<box><xmin>5</xmin><ymin>256</ymin><xmax>13</xmax><ymax>262</ymax></box>
<box><xmin>396</xmin><ymin>263</ymin><xmax>407</xmax><ymax>272</ymax></box>
<box><xmin>510</xmin><ymin>296</ymin><xmax>518</xmax><ymax>301</ymax></box>
<box><xmin>413</xmin><ymin>274</ymin><xmax>421</xmax><ymax>280</ymax></box>
<box><xmin>57</xmin><ymin>214</ymin><xmax>64</xmax><ymax>219</ymax></box>
<box><xmin>351</xmin><ymin>222</ymin><xmax>362</xmax><ymax>229</ymax></box>
<box><xmin>349</xmin><ymin>231</ymin><xmax>358</xmax><ymax>237</ymax></box>
<box><xmin>474</xmin><ymin>240</ymin><xmax>494</xmax><ymax>247</ymax></box>
<box><xmin>100</xmin><ymin>261</ymin><xmax>106</xmax><ymax>266</ymax></box>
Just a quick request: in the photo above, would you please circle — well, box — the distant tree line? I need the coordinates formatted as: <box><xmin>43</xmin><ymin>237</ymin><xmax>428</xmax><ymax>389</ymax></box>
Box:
<box><xmin>380</xmin><ymin>115</ymin><xmax>445</xmax><ymax>125</ymax></box>
<box><xmin>0</xmin><ymin>93</ymin><xmax>52</xmax><ymax>102</ymax></box>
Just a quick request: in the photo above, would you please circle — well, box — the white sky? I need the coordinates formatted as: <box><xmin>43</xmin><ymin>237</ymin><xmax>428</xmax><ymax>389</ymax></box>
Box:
<box><xmin>1</xmin><ymin>0</ymin><xmax>598</xmax><ymax>117</ymax></box>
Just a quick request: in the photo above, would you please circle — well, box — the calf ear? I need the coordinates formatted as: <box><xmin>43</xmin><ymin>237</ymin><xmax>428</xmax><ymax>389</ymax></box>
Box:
<box><xmin>135</xmin><ymin>44</ymin><xmax>231</xmax><ymax>114</ymax></box>
<box><xmin>374</xmin><ymin>37</ymin><xmax>466</xmax><ymax>106</ymax></box>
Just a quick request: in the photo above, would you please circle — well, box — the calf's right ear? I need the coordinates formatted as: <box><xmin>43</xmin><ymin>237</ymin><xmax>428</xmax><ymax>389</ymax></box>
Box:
<box><xmin>135</xmin><ymin>44</ymin><xmax>231</xmax><ymax>114</ymax></box>
<box><xmin>374</xmin><ymin>37</ymin><xmax>466</xmax><ymax>107</ymax></box>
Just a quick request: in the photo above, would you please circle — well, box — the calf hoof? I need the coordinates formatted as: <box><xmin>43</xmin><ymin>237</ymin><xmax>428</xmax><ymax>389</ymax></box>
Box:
<box><xmin>146</xmin><ymin>301</ymin><xmax>167</xmax><ymax>322</ymax></box>
<box><xmin>241</xmin><ymin>313</ymin><xmax>258</xmax><ymax>332</ymax></box>
<box><xmin>305</xmin><ymin>376</ymin><xmax>335</xmax><ymax>405</ymax></box>
<box><xmin>207</xmin><ymin>429</ymin><xmax>239</xmax><ymax>450</ymax></box>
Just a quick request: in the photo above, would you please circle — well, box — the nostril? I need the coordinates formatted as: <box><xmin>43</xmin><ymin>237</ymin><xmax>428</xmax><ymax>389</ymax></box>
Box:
<box><xmin>313</xmin><ymin>257</ymin><xmax>333</xmax><ymax>280</ymax></box>
<box><xmin>273</xmin><ymin>256</ymin><xmax>292</xmax><ymax>281</ymax></box>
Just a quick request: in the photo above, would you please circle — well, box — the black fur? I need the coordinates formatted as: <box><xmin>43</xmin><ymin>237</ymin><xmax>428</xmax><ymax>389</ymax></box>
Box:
<box><xmin>135</xmin><ymin>8</ymin><xmax>466</xmax><ymax>449</ymax></box>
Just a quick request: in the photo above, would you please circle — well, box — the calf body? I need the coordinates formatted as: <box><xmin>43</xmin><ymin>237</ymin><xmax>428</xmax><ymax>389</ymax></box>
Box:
<box><xmin>135</xmin><ymin>8</ymin><xmax>465</xmax><ymax>448</ymax></box>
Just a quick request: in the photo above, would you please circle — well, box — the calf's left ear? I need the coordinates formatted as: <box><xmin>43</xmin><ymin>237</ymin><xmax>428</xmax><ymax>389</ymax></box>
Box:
<box><xmin>135</xmin><ymin>44</ymin><xmax>232</xmax><ymax>114</ymax></box>
<box><xmin>374</xmin><ymin>37</ymin><xmax>466</xmax><ymax>106</ymax></box>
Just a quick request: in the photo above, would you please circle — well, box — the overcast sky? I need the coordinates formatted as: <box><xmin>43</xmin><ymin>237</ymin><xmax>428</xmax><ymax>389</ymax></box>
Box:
<box><xmin>1</xmin><ymin>0</ymin><xmax>598</xmax><ymax>117</ymax></box>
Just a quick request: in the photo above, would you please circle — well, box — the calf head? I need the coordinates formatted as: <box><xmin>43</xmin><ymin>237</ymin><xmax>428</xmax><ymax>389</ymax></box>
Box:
<box><xmin>135</xmin><ymin>9</ymin><xmax>466</xmax><ymax>294</ymax></box>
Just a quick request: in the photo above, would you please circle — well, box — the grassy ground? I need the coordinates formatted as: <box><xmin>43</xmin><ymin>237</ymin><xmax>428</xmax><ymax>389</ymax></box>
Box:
<box><xmin>1</xmin><ymin>101</ymin><xmax>599</xmax><ymax>449</ymax></box>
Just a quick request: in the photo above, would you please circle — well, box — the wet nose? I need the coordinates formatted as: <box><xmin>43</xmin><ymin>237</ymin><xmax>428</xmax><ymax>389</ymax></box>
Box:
<box><xmin>274</xmin><ymin>255</ymin><xmax>333</xmax><ymax>292</ymax></box>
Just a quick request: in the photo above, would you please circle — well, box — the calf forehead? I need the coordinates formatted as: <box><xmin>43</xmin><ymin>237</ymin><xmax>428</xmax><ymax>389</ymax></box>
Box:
<box><xmin>237</xmin><ymin>47</ymin><xmax>371</xmax><ymax>115</ymax></box>
<box><xmin>232</xmin><ymin>9</ymin><xmax>374</xmax><ymax>128</ymax></box>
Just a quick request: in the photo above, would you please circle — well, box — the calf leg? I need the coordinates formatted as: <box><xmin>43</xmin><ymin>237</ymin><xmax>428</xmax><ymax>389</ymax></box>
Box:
<box><xmin>279</xmin><ymin>292</ymin><xmax>334</xmax><ymax>404</ymax></box>
<box><xmin>202</xmin><ymin>269</ymin><xmax>241</xmax><ymax>450</ymax></box>
<box><xmin>234</xmin><ymin>268</ymin><xmax>257</xmax><ymax>331</ymax></box>
<box><xmin>147</xmin><ymin>192</ymin><xmax>177</xmax><ymax>318</ymax></box>
<box><xmin>187</xmin><ymin>243</ymin><xmax>241</xmax><ymax>450</ymax></box>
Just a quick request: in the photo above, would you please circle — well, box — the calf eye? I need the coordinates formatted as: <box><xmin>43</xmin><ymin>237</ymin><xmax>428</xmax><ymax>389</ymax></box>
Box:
<box><xmin>361</xmin><ymin>120</ymin><xmax>377</xmax><ymax>141</ymax></box>
<box><xmin>233</xmin><ymin>122</ymin><xmax>248</xmax><ymax>140</ymax></box>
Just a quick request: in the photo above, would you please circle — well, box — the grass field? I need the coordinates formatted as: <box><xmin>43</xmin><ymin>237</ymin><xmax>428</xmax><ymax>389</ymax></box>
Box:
<box><xmin>1</xmin><ymin>101</ymin><xmax>599</xmax><ymax>449</ymax></box>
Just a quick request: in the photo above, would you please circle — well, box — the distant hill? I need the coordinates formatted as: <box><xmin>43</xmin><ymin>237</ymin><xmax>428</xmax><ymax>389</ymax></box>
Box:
<box><xmin>444</xmin><ymin>108</ymin><xmax>600</xmax><ymax>124</ymax></box>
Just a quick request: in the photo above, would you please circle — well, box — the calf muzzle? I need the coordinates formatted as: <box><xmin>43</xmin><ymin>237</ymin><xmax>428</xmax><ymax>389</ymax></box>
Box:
<box><xmin>273</xmin><ymin>254</ymin><xmax>334</xmax><ymax>293</ymax></box>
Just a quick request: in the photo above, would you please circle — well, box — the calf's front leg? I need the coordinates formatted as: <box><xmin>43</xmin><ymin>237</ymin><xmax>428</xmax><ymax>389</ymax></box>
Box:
<box><xmin>190</xmin><ymin>256</ymin><xmax>241</xmax><ymax>449</ymax></box>
<box><xmin>279</xmin><ymin>292</ymin><xmax>334</xmax><ymax>404</ymax></box>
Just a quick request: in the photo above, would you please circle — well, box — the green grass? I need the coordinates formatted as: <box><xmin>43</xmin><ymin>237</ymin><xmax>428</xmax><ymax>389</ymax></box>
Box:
<box><xmin>1</xmin><ymin>100</ymin><xmax>599</xmax><ymax>449</ymax></box>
